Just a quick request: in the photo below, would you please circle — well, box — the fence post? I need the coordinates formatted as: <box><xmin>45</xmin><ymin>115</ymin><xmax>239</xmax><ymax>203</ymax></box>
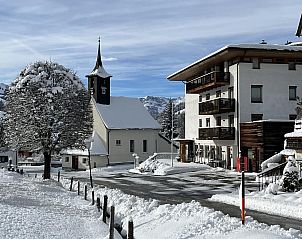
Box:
<box><xmin>58</xmin><ymin>171</ymin><xmax>60</xmax><ymax>182</ymax></box>
<box><xmin>70</xmin><ymin>177</ymin><xmax>73</xmax><ymax>191</ymax></box>
<box><xmin>241</xmin><ymin>171</ymin><xmax>245</xmax><ymax>225</ymax></box>
<box><xmin>103</xmin><ymin>195</ymin><xmax>108</xmax><ymax>223</ymax></box>
<box><xmin>109</xmin><ymin>204</ymin><xmax>115</xmax><ymax>239</ymax></box>
<box><xmin>96</xmin><ymin>196</ymin><xmax>101</xmax><ymax>212</ymax></box>
<box><xmin>91</xmin><ymin>190</ymin><xmax>95</xmax><ymax>205</ymax></box>
<box><xmin>84</xmin><ymin>184</ymin><xmax>87</xmax><ymax>200</ymax></box>
<box><xmin>128</xmin><ymin>217</ymin><xmax>134</xmax><ymax>239</ymax></box>
<box><xmin>77</xmin><ymin>181</ymin><xmax>80</xmax><ymax>195</ymax></box>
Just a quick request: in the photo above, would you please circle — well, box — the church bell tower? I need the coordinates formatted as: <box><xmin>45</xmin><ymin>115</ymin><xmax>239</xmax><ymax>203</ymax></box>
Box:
<box><xmin>86</xmin><ymin>38</ymin><xmax>112</xmax><ymax>105</ymax></box>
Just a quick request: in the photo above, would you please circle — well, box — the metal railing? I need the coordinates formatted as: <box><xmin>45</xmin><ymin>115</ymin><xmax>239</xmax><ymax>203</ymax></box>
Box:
<box><xmin>199</xmin><ymin>98</ymin><xmax>235</xmax><ymax>115</ymax></box>
<box><xmin>199</xmin><ymin>127</ymin><xmax>235</xmax><ymax>140</ymax></box>
<box><xmin>186</xmin><ymin>71</ymin><xmax>230</xmax><ymax>93</ymax></box>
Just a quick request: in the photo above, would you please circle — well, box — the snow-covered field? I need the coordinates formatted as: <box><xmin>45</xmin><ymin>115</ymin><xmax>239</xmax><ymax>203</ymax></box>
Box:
<box><xmin>0</xmin><ymin>169</ymin><xmax>121</xmax><ymax>239</ymax></box>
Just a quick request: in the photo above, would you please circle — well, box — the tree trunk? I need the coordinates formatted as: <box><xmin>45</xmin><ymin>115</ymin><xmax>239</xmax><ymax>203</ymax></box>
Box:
<box><xmin>43</xmin><ymin>151</ymin><xmax>51</xmax><ymax>179</ymax></box>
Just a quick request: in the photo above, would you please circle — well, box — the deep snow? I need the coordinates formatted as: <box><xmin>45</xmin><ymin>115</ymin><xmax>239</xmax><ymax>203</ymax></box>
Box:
<box><xmin>0</xmin><ymin>169</ymin><xmax>121</xmax><ymax>239</ymax></box>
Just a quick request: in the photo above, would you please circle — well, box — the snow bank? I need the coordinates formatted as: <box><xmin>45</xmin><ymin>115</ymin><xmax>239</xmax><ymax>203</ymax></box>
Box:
<box><xmin>211</xmin><ymin>188</ymin><xmax>302</xmax><ymax>221</ymax></box>
<box><xmin>130</xmin><ymin>156</ymin><xmax>210</xmax><ymax>175</ymax></box>
<box><xmin>59</xmin><ymin>176</ymin><xmax>302</xmax><ymax>239</ymax></box>
<box><xmin>261</xmin><ymin>153</ymin><xmax>282</xmax><ymax>170</ymax></box>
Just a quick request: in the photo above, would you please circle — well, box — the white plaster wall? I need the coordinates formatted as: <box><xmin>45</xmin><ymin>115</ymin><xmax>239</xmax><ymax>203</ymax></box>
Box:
<box><xmin>239</xmin><ymin>63</ymin><xmax>302</xmax><ymax>122</ymax></box>
<box><xmin>62</xmin><ymin>155</ymin><xmax>72</xmax><ymax>169</ymax></box>
<box><xmin>108</xmin><ymin>129</ymin><xmax>160</xmax><ymax>163</ymax></box>
<box><xmin>185</xmin><ymin>93</ymin><xmax>199</xmax><ymax>139</ymax></box>
<box><xmin>62</xmin><ymin>154</ymin><xmax>107</xmax><ymax>170</ymax></box>
<box><xmin>157</xmin><ymin>136</ymin><xmax>179</xmax><ymax>153</ymax></box>
<box><xmin>92</xmin><ymin>102</ymin><xmax>108</xmax><ymax>147</ymax></box>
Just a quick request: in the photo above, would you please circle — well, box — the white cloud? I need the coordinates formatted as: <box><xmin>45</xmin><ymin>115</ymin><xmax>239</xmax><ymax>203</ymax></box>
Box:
<box><xmin>0</xmin><ymin>0</ymin><xmax>301</xmax><ymax>97</ymax></box>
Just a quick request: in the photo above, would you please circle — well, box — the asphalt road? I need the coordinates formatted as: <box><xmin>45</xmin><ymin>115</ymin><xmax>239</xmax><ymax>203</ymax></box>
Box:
<box><xmin>64</xmin><ymin>170</ymin><xmax>302</xmax><ymax>231</ymax></box>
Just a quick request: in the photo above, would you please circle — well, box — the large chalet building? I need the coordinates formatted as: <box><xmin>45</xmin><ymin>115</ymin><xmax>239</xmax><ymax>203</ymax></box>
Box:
<box><xmin>168</xmin><ymin>43</ymin><xmax>302</xmax><ymax>171</ymax></box>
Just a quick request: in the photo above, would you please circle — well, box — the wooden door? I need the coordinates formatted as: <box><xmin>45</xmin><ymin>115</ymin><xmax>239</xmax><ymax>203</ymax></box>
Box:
<box><xmin>72</xmin><ymin>156</ymin><xmax>78</xmax><ymax>170</ymax></box>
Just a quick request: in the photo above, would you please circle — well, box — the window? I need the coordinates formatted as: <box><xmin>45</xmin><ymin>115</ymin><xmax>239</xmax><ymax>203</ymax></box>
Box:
<box><xmin>206</xmin><ymin>118</ymin><xmax>210</xmax><ymax>127</ymax></box>
<box><xmin>199</xmin><ymin>119</ymin><xmax>202</xmax><ymax>127</ymax></box>
<box><xmin>228</xmin><ymin>115</ymin><xmax>234</xmax><ymax>127</ymax></box>
<box><xmin>200</xmin><ymin>145</ymin><xmax>204</xmax><ymax>157</ymax></box>
<box><xmin>82</xmin><ymin>158</ymin><xmax>87</xmax><ymax>164</ymax></box>
<box><xmin>115</xmin><ymin>139</ymin><xmax>121</xmax><ymax>146</ymax></box>
<box><xmin>130</xmin><ymin>140</ymin><xmax>135</xmax><ymax>153</ymax></box>
<box><xmin>0</xmin><ymin>156</ymin><xmax>8</xmax><ymax>163</ymax></box>
<box><xmin>289</xmin><ymin>86</ymin><xmax>297</xmax><ymax>100</ymax></box>
<box><xmin>101</xmin><ymin>87</ymin><xmax>107</xmax><ymax>94</ymax></box>
<box><xmin>65</xmin><ymin>157</ymin><xmax>69</xmax><ymax>163</ymax></box>
<box><xmin>199</xmin><ymin>94</ymin><xmax>202</xmax><ymax>102</ymax></box>
<box><xmin>143</xmin><ymin>140</ymin><xmax>147</xmax><ymax>152</ymax></box>
<box><xmin>205</xmin><ymin>145</ymin><xmax>209</xmax><ymax>159</ymax></box>
<box><xmin>251</xmin><ymin>114</ymin><xmax>263</xmax><ymax>121</ymax></box>
<box><xmin>289</xmin><ymin>114</ymin><xmax>297</xmax><ymax>120</ymax></box>
<box><xmin>206</xmin><ymin>94</ymin><xmax>210</xmax><ymax>100</ymax></box>
<box><xmin>252</xmin><ymin>58</ymin><xmax>260</xmax><ymax>69</ymax></box>
<box><xmin>288</xmin><ymin>61</ymin><xmax>296</xmax><ymax>70</ymax></box>
<box><xmin>261</xmin><ymin>58</ymin><xmax>273</xmax><ymax>63</ymax></box>
<box><xmin>228</xmin><ymin>87</ymin><xmax>234</xmax><ymax>99</ymax></box>
<box><xmin>216</xmin><ymin>116</ymin><xmax>221</xmax><ymax>126</ymax></box>
<box><xmin>216</xmin><ymin>90</ymin><xmax>221</xmax><ymax>98</ymax></box>
<box><xmin>251</xmin><ymin>85</ymin><xmax>263</xmax><ymax>103</ymax></box>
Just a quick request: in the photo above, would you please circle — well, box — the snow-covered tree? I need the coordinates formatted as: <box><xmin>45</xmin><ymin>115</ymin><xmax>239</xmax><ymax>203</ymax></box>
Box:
<box><xmin>281</xmin><ymin>156</ymin><xmax>300</xmax><ymax>192</ymax></box>
<box><xmin>157</xmin><ymin>99</ymin><xmax>178</xmax><ymax>139</ymax></box>
<box><xmin>296</xmin><ymin>96</ymin><xmax>302</xmax><ymax>119</ymax></box>
<box><xmin>3</xmin><ymin>61</ymin><xmax>93</xmax><ymax>179</ymax></box>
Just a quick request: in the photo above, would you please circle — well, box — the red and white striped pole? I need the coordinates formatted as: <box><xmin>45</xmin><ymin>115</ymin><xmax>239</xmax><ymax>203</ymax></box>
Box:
<box><xmin>241</xmin><ymin>171</ymin><xmax>245</xmax><ymax>225</ymax></box>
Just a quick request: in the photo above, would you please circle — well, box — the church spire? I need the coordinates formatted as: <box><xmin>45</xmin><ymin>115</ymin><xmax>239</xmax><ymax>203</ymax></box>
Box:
<box><xmin>93</xmin><ymin>36</ymin><xmax>103</xmax><ymax>70</ymax></box>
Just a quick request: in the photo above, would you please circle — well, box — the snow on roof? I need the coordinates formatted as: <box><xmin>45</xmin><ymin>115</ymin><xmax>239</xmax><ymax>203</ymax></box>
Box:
<box><xmin>95</xmin><ymin>97</ymin><xmax>161</xmax><ymax>129</ymax></box>
<box><xmin>168</xmin><ymin>43</ymin><xmax>302</xmax><ymax>79</ymax></box>
<box><xmin>285</xmin><ymin>129</ymin><xmax>302</xmax><ymax>138</ymax></box>
<box><xmin>61</xmin><ymin>131</ymin><xmax>108</xmax><ymax>156</ymax></box>
<box><xmin>87</xmin><ymin>66</ymin><xmax>112</xmax><ymax>78</ymax></box>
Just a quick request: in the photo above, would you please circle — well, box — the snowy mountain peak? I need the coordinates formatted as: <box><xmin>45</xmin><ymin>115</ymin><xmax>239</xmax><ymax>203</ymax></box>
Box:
<box><xmin>139</xmin><ymin>96</ymin><xmax>184</xmax><ymax>119</ymax></box>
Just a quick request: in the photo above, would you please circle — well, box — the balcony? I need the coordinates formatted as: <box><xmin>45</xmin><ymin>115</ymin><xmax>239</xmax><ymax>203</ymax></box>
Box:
<box><xmin>286</xmin><ymin>138</ymin><xmax>302</xmax><ymax>150</ymax></box>
<box><xmin>199</xmin><ymin>98</ymin><xmax>235</xmax><ymax>115</ymax></box>
<box><xmin>199</xmin><ymin>127</ymin><xmax>235</xmax><ymax>140</ymax></box>
<box><xmin>186</xmin><ymin>71</ymin><xmax>230</xmax><ymax>94</ymax></box>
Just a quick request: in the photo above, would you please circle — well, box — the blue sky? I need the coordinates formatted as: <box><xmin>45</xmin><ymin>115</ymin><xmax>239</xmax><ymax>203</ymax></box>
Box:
<box><xmin>0</xmin><ymin>0</ymin><xmax>301</xmax><ymax>97</ymax></box>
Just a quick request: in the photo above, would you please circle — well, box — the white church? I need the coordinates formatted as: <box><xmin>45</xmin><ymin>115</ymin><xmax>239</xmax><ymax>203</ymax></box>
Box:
<box><xmin>62</xmin><ymin>40</ymin><xmax>176</xmax><ymax>170</ymax></box>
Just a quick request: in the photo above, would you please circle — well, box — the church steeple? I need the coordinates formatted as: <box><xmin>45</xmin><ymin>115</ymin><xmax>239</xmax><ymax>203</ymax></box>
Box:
<box><xmin>86</xmin><ymin>38</ymin><xmax>112</xmax><ymax>105</ymax></box>
<box><xmin>93</xmin><ymin>37</ymin><xmax>103</xmax><ymax>70</ymax></box>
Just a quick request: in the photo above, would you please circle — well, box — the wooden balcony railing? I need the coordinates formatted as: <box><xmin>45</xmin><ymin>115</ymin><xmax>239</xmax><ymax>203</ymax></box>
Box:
<box><xmin>199</xmin><ymin>98</ymin><xmax>235</xmax><ymax>115</ymax></box>
<box><xmin>286</xmin><ymin>138</ymin><xmax>302</xmax><ymax>150</ymax></box>
<box><xmin>199</xmin><ymin>127</ymin><xmax>235</xmax><ymax>140</ymax></box>
<box><xmin>186</xmin><ymin>71</ymin><xmax>230</xmax><ymax>94</ymax></box>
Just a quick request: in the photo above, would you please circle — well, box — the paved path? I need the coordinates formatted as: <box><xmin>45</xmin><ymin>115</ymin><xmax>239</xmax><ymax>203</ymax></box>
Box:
<box><xmin>63</xmin><ymin>169</ymin><xmax>302</xmax><ymax>231</ymax></box>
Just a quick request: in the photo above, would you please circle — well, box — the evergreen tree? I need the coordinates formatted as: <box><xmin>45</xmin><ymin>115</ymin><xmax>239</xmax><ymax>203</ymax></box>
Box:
<box><xmin>158</xmin><ymin>99</ymin><xmax>178</xmax><ymax>139</ymax></box>
<box><xmin>3</xmin><ymin>61</ymin><xmax>93</xmax><ymax>179</ymax></box>
<box><xmin>281</xmin><ymin>157</ymin><xmax>300</xmax><ymax>192</ymax></box>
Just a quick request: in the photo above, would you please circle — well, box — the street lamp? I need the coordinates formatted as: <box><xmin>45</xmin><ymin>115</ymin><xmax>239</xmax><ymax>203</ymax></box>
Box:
<box><xmin>84</xmin><ymin>137</ymin><xmax>94</xmax><ymax>188</ymax></box>
<box><xmin>170</xmin><ymin>99</ymin><xmax>174</xmax><ymax>167</ymax></box>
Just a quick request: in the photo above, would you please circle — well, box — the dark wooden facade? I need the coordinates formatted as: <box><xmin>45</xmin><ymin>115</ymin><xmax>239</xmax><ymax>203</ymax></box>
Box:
<box><xmin>240</xmin><ymin>121</ymin><xmax>294</xmax><ymax>172</ymax></box>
